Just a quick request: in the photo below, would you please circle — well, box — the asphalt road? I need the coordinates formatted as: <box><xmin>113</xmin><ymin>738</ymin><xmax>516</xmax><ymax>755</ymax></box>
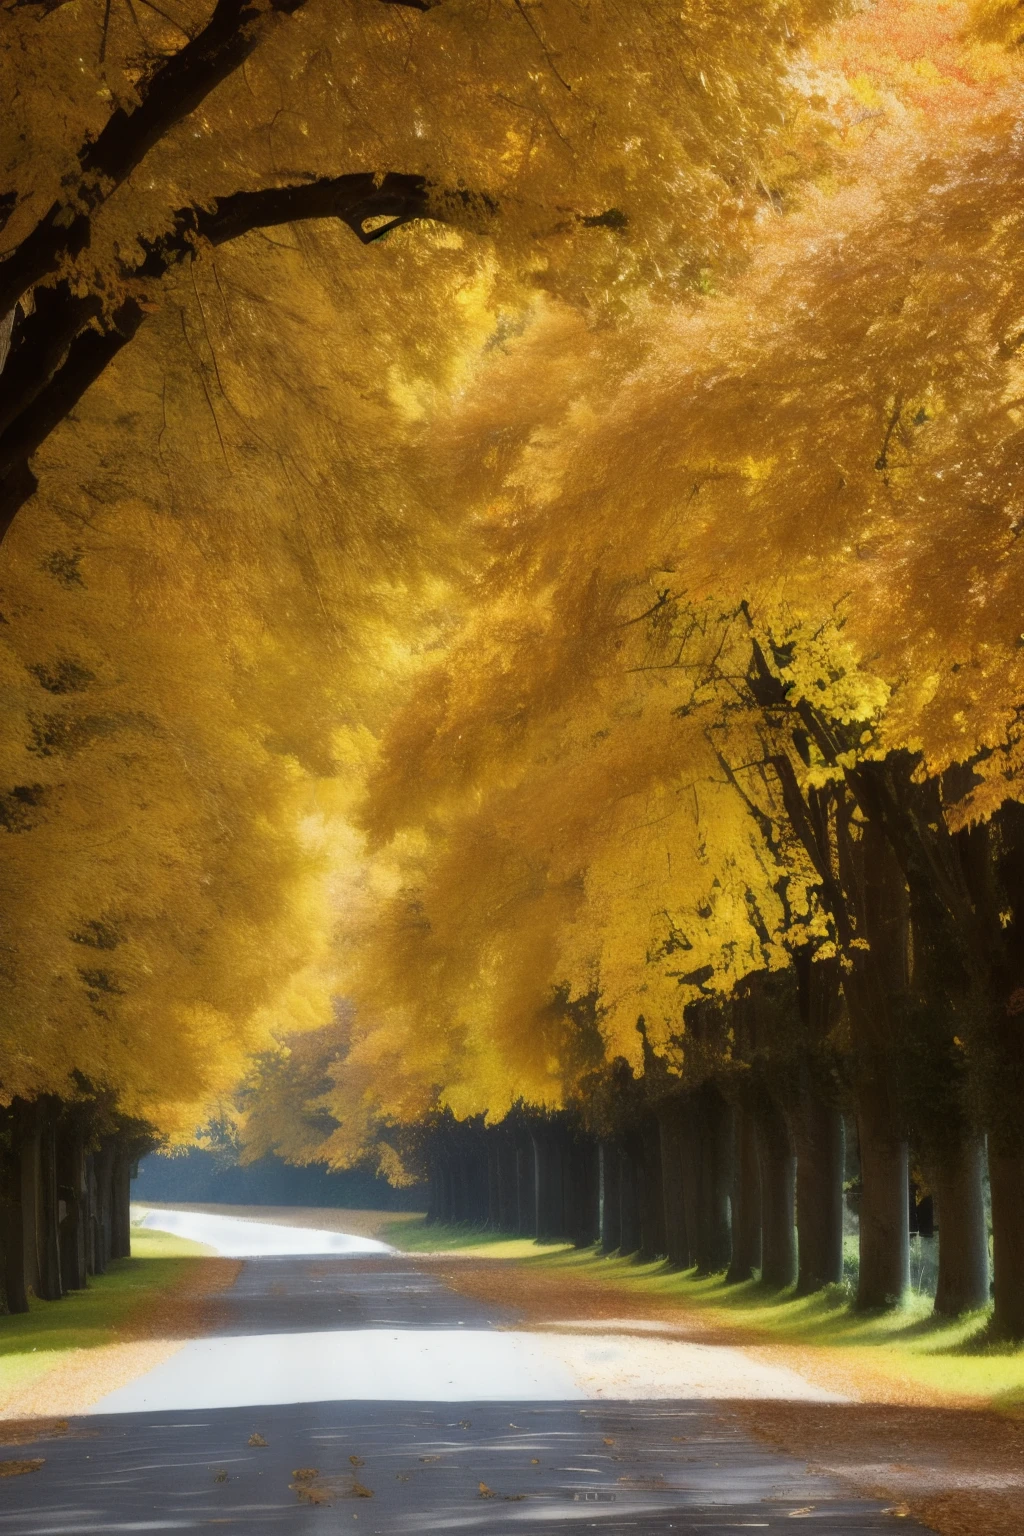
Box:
<box><xmin>0</xmin><ymin>1219</ymin><xmax>933</xmax><ymax>1534</ymax></box>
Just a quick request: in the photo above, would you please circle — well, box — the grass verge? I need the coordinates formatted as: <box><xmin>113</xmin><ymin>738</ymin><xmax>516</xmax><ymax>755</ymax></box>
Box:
<box><xmin>386</xmin><ymin>1217</ymin><xmax>1024</xmax><ymax>1411</ymax></box>
<box><xmin>382</xmin><ymin>1216</ymin><xmax>571</xmax><ymax>1259</ymax></box>
<box><xmin>0</xmin><ymin>1225</ymin><xmax>208</xmax><ymax>1407</ymax></box>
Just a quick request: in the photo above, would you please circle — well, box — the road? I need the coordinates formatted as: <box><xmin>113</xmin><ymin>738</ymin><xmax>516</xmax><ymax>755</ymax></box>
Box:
<box><xmin>0</xmin><ymin>1211</ymin><xmax>932</xmax><ymax>1533</ymax></box>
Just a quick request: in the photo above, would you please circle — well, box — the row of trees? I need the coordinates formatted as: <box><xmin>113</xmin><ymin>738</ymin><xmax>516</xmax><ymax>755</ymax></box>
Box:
<box><xmin>237</xmin><ymin>4</ymin><xmax>1024</xmax><ymax>1341</ymax></box>
<box><xmin>5</xmin><ymin>4</ymin><xmax>1024</xmax><ymax>1348</ymax></box>
<box><xmin>0</xmin><ymin>0</ymin><xmax>849</xmax><ymax>1311</ymax></box>
<box><xmin>0</xmin><ymin>1100</ymin><xmax>145</xmax><ymax>1311</ymax></box>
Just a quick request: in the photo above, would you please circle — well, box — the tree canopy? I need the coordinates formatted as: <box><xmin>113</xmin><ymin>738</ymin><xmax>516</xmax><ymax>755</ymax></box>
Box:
<box><xmin>5</xmin><ymin>0</ymin><xmax>1024</xmax><ymax>1334</ymax></box>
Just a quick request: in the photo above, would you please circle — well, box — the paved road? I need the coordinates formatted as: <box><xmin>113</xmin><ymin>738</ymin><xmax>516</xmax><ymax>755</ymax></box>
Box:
<box><xmin>0</xmin><ymin>1216</ymin><xmax>932</xmax><ymax>1534</ymax></box>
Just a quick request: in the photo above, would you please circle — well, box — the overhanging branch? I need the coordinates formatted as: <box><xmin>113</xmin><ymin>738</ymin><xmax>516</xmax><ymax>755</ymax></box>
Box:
<box><xmin>0</xmin><ymin>168</ymin><xmax>475</xmax><ymax>539</ymax></box>
<box><xmin>135</xmin><ymin>172</ymin><xmax>462</xmax><ymax>275</ymax></box>
<box><xmin>0</xmin><ymin>0</ymin><xmax>311</xmax><ymax>316</ymax></box>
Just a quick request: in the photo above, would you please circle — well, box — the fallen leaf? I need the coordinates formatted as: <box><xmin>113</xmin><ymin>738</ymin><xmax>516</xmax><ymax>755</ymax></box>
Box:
<box><xmin>351</xmin><ymin>1480</ymin><xmax>374</xmax><ymax>1499</ymax></box>
<box><xmin>530</xmin><ymin>1458</ymin><xmax>540</xmax><ymax>1465</ymax></box>
<box><xmin>503</xmin><ymin>1493</ymin><xmax>527</xmax><ymax>1502</ymax></box>
<box><xmin>479</xmin><ymin>1482</ymin><xmax>495</xmax><ymax>1499</ymax></box>
<box><xmin>349</xmin><ymin>1455</ymin><xmax>365</xmax><ymax>1467</ymax></box>
<box><xmin>291</xmin><ymin>1468</ymin><xmax>319</xmax><ymax>1481</ymax></box>
<box><xmin>213</xmin><ymin>1470</ymin><xmax>228</xmax><ymax>1483</ymax></box>
<box><xmin>419</xmin><ymin>1455</ymin><xmax>440</xmax><ymax>1463</ymax></box>
<box><xmin>602</xmin><ymin>1438</ymin><xmax>615</xmax><ymax>1446</ymax></box>
<box><xmin>0</xmin><ymin>1460</ymin><xmax>43</xmax><ymax>1478</ymax></box>
<box><xmin>291</xmin><ymin>1481</ymin><xmax>332</xmax><ymax>1506</ymax></box>
<box><xmin>883</xmin><ymin>1505</ymin><xmax>911</xmax><ymax>1519</ymax></box>
<box><xmin>787</xmin><ymin>1509</ymin><xmax>815</xmax><ymax>1519</ymax></box>
<box><xmin>248</xmin><ymin>1433</ymin><xmax>268</xmax><ymax>1448</ymax></box>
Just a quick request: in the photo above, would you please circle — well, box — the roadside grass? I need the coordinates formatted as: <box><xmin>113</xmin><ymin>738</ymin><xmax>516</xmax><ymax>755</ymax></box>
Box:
<box><xmin>0</xmin><ymin>1225</ymin><xmax>208</xmax><ymax>1406</ymax></box>
<box><xmin>387</xmin><ymin>1217</ymin><xmax>1024</xmax><ymax>1410</ymax></box>
<box><xmin>383</xmin><ymin>1216</ymin><xmax>572</xmax><ymax>1259</ymax></box>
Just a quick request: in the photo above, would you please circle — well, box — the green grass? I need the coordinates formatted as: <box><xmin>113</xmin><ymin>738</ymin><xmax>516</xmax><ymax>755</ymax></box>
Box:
<box><xmin>0</xmin><ymin>1224</ymin><xmax>209</xmax><ymax>1405</ymax></box>
<box><xmin>381</xmin><ymin>1216</ymin><xmax>572</xmax><ymax>1259</ymax></box>
<box><xmin>389</xmin><ymin>1218</ymin><xmax>1024</xmax><ymax>1409</ymax></box>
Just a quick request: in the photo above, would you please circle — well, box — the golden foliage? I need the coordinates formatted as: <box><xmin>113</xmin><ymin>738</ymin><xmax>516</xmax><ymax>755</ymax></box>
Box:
<box><xmin>8</xmin><ymin>1</ymin><xmax>1024</xmax><ymax>1161</ymax></box>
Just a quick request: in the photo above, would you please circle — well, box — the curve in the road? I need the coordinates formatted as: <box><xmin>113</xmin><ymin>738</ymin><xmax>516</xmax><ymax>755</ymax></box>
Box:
<box><xmin>137</xmin><ymin>1206</ymin><xmax>392</xmax><ymax>1257</ymax></box>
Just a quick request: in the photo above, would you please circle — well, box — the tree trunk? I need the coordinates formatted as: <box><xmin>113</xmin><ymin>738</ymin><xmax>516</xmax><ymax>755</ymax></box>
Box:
<box><xmin>436</xmin><ymin>1151</ymin><xmax>454</xmax><ymax>1224</ymax></box>
<box><xmin>793</xmin><ymin>1099</ymin><xmax>845</xmax><ymax>1293</ymax></box>
<box><xmin>600</xmin><ymin>1140</ymin><xmax>622</xmax><ymax>1252</ymax></box>
<box><xmin>677</xmin><ymin>1100</ymin><xmax>703</xmax><ymax>1272</ymax></box>
<box><xmin>425</xmin><ymin>1149</ymin><xmax>439</xmax><ymax>1224</ymax></box>
<box><xmin>93</xmin><ymin>1141</ymin><xmax>114</xmax><ymax>1273</ymax></box>
<box><xmin>856</xmin><ymin>1085</ymin><xmax>909</xmax><ymax>1309</ymax></box>
<box><xmin>111</xmin><ymin>1150</ymin><xmax>132</xmax><ymax>1259</ymax></box>
<box><xmin>618</xmin><ymin>1144</ymin><xmax>641</xmax><ymax>1257</ymax></box>
<box><xmin>0</xmin><ymin>1127</ymin><xmax>28</xmax><ymax>1314</ymax></box>
<box><xmin>567</xmin><ymin>1133</ymin><xmax>599</xmax><ymax>1247</ymax></box>
<box><xmin>657</xmin><ymin>1099</ymin><xmax>691</xmax><ymax>1268</ymax></box>
<box><xmin>727</xmin><ymin>1104</ymin><xmax>761</xmax><ymax>1283</ymax></box>
<box><xmin>693</xmin><ymin>1085</ymin><xmax>733</xmax><ymax>1274</ymax></box>
<box><xmin>18</xmin><ymin>1117</ymin><xmax>42</xmax><ymax>1298</ymax></box>
<box><xmin>36</xmin><ymin>1106</ymin><xmax>63</xmax><ymax>1300</ymax></box>
<box><xmin>533</xmin><ymin>1129</ymin><xmax>565</xmax><ymax>1241</ymax></box>
<box><xmin>486</xmin><ymin>1137</ymin><xmax>501</xmax><ymax>1229</ymax></box>
<box><xmin>989</xmin><ymin>1147</ymin><xmax>1024</xmax><ymax>1340</ymax></box>
<box><xmin>450</xmin><ymin>1153</ymin><xmax>467</xmax><ymax>1222</ymax></box>
<box><xmin>757</xmin><ymin>1098</ymin><xmax>797</xmax><ymax>1289</ymax></box>
<box><xmin>932</xmin><ymin>1137</ymin><xmax>989</xmax><ymax>1317</ymax></box>
<box><xmin>84</xmin><ymin>1153</ymin><xmax>99</xmax><ymax>1274</ymax></box>
<box><xmin>0</xmin><ymin>1195</ymin><xmax>27</xmax><ymax>1314</ymax></box>
<box><xmin>496</xmin><ymin>1133</ymin><xmax>518</xmax><ymax>1233</ymax></box>
<box><xmin>57</xmin><ymin>1120</ymin><xmax>88</xmax><ymax>1290</ymax></box>
<box><xmin>638</xmin><ymin>1117</ymin><xmax>665</xmax><ymax>1260</ymax></box>
<box><xmin>472</xmin><ymin>1140</ymin><xmax>490</xmax><ymax>1223</ymax></box>
<box><xmin>516</xmin><ymin>1135</ymin><xmax>536</xmax><ymax>1236</ymax></box>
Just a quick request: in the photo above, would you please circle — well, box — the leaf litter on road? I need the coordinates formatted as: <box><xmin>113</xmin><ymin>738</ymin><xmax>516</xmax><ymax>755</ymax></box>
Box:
<box><xmin>289</xmin><ymin>1467</ymin><xmax>374</xmax><ymax>1505</ymax></box>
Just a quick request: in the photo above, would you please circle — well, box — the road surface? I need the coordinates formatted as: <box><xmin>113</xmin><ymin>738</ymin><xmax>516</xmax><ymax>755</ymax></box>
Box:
<box><xmin>0</xmin><ymin>1210</ymin><xmax>932</xmax><ymax>1533</ymax></box>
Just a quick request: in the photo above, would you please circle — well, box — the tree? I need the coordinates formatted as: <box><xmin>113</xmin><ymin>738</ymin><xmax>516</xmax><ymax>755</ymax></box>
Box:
<box><xmin>244</xmin><ymin>3</ymin><xmax>1024</xmax><ymax>1331</ymax></box>
<box><xmin>1</xmin><ymin>0</ymin><xmax>838</xmax><ymax>534</ymax></box>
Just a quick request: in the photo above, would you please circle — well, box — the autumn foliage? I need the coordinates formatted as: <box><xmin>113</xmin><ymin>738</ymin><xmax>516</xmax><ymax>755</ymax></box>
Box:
<box><xmin>3</xmin><ymin>1</ymin><xmax>1024</xmax><ymax>1335</ymax></box>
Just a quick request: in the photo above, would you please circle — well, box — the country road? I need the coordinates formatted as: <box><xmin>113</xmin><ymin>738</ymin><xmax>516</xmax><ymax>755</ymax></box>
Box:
<box><xmin>0</xmin><ymin>1211</ymin><xmax>930</xmax><ymax>1533</ymax></box>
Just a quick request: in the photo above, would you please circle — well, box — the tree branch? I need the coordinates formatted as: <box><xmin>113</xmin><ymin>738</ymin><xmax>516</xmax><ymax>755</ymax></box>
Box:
<box><xmin>0</xmin><ymin>168</ymin><xmax>481</xmax><ymax>539</ymax></box>
<box><xmin>0</xmin><ymin>0</ymin><xmax>311</xmax><ymax>316</ymax></box>
<box><xmin>135</xmin><ymin>171</ymin><xmax>496</xmax><ymax>277</ymax></box>
<box><xmin>0</xmin><ymin>298</ymin><xmax>148</xmax><ymax>541</ymax></box>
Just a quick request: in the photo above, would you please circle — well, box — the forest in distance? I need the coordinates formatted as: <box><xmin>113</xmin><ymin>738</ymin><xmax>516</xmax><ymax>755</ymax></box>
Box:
<box><xmin>4</xmin><ymin>0</ymin><xmax>1024</xmax><ymax>1353</ymax></box>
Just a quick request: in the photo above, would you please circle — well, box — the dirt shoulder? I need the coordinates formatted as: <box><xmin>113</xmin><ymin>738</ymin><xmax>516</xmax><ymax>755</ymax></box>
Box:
<box><xmin>411</xmin><ymin>1250</ymin><xmax>1023</xmax><ymax>1536</ymax></box>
